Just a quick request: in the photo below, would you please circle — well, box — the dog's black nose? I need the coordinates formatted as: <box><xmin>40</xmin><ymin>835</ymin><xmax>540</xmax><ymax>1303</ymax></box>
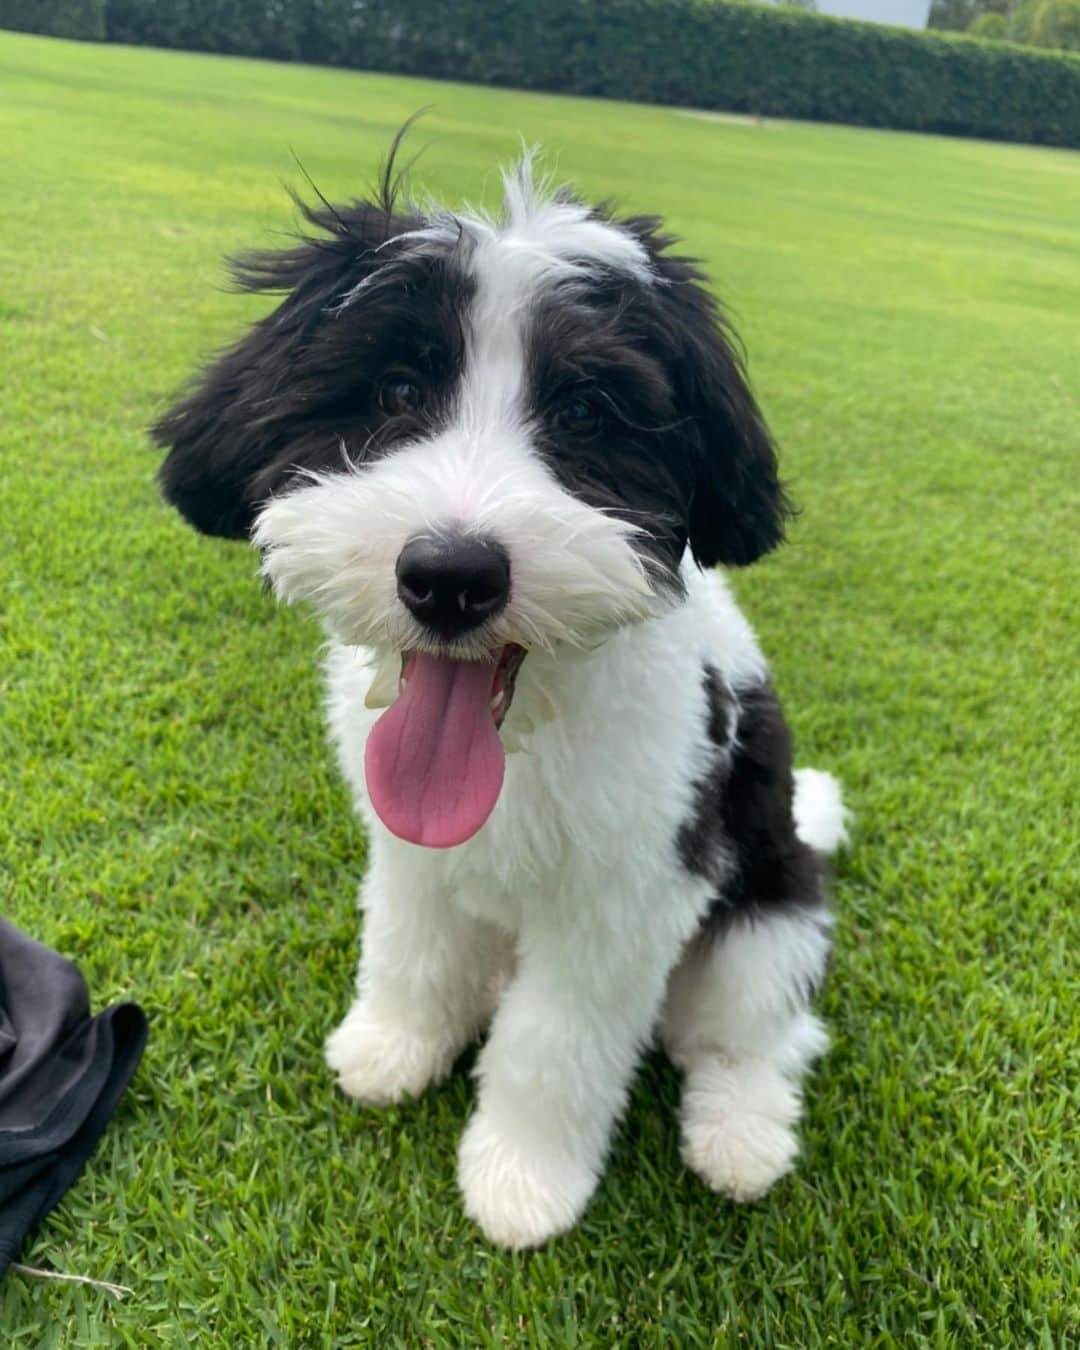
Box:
<box><xmin>396</xmin><ymin>535</ymin><xmax>511</xmax><ymax>640</ymax></box>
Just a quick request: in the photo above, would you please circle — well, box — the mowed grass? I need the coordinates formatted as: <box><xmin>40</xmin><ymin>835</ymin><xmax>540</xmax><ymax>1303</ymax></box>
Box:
<box><xmin>1</xmin><ymin>26</ymin><xmax>1078</xmax><ymax>1346</ymax></box>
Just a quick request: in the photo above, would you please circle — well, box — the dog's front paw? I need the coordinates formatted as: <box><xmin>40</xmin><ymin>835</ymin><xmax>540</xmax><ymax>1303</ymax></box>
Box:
<box><xmin>457</xmin><ymin>1109</ymin><xmax>596</xmax><ymax>1249</ymax></box>
<box><xmin>679</xmin><ymin>1058</ymin><xmax>801</xmax><ymax>1202</ymax></box>
<box><xmin>325</xmin><ymin>1002</ymin><xmax>454</xmax><ymax>1106</ymax></box>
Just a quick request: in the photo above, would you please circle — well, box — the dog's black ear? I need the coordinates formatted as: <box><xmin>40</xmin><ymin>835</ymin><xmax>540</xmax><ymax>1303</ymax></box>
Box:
<box><xmin>626</xmin><ymin>218</ymin><xmax>791</xmax><ymax>568</ymax></box>
<box><xmin>154</xmin><ymin>197</ymin><xmax>417</xmax><ymax>539</ymax></box>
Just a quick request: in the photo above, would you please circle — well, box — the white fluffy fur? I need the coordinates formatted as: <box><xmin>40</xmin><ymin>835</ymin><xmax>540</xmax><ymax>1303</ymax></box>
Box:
<box><xmin>662</xmin><ymin>907</ymin><xmax>833</xmax><ymax>1201</ymax></box>
<box><xmin>794</xmin><ymin>767</ymin><xmax>850</xmax><ymax>855</ymax></box>
<box><xmin>254</xmin><ymin>183</ymin><xmax>844</xmax><ymax>1248</ymax></box>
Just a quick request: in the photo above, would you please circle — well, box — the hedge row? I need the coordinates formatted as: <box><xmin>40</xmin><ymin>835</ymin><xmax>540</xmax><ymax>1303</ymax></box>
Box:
<box><xmin>105</xmin><ymin>0</ymin><xmax>319</xmax><ymax>64</ymax></box>
<box><xmin>11</xmin><ymin>0</ymin><xmax>1080</xmax><ymax>148</ymax></box>
<box><xmin>0</xmin><ymin>0</ymin><xmax>104</xmax><ymax>41</ymax></box>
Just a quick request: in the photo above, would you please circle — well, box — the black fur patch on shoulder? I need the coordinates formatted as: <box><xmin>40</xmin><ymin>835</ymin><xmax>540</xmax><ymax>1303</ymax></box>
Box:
<box><xmin>702</xmin><ymin>663</ymin><xmax>734</xmax><ymax>747</ymax></box>
<box><xmin>678</xmin><ymin>670</ymin><xmax>824</xmax><ymax>926</ymax></box>
<box><xmin>676</xmin><ymin>665</ymin><xmax>736</xmax><ymax>885</ymax></box>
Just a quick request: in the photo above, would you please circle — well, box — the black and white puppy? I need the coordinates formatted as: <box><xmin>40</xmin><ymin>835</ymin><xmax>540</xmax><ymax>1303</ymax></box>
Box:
<box><xmin>156</xmin><ymin>151</ymin><xmax>848</xmax><ymax>1249</ymax></box>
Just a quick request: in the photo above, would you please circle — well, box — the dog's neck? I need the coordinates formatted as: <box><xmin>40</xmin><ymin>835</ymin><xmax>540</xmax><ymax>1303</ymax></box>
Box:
<box><xmin>500</xmin><ymin>558</ymin><xmax>702</xmax><ymax>751</ymax></box>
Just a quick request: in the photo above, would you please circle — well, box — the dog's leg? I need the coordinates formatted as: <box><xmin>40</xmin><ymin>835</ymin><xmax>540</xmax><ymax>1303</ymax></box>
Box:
<box><xmin>325</xmin><ymin>840</ymin><xmax>500</xmax><ymax>1105</ymax></box>
<box><xmin>457</xmin><ymin>882</ymin><xmax>697</xmax><ymax>1250</ymax></box>
<box><xmin>661</xmin><ymin>905</ymin><xmax>832</xmax><ymax>1202</ymax></box>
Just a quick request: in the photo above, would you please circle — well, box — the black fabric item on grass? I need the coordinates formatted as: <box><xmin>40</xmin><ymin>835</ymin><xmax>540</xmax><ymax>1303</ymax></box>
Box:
<box><xmin>0</xmin><ymin>917</ymin><xmax>147</xmax><ymax>1279</ymax></box>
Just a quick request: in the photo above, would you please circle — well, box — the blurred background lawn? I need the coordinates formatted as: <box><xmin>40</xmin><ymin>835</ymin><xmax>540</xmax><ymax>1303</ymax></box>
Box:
<box><xmin>1</xmin><ymin>28</ymin><xmax>1077</xmax><ymax>1346</ymax></box>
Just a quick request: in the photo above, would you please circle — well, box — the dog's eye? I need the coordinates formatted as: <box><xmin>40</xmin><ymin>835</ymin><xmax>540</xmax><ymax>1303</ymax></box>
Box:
<box><xmin>555</xmin><ymin>396</ymin><xmax>604</xmax><ymax>437</ymax></box>
<box><xmin>379</xmin><ymin>379</ymin><xmax>423</xmax><ymax>417</ymax></box>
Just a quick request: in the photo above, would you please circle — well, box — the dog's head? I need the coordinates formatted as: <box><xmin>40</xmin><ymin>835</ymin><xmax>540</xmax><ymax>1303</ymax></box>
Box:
<box><xmin>156</xmin><ymin>152</ymin><xmax>788</xmax><ymax>847</ymax></box>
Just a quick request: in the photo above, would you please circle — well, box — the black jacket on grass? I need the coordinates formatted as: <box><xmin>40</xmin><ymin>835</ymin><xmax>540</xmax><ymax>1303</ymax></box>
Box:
<box><xmin>0</xmin><ymin>917</ymin><xmax>146</xmax><ymax>1279</ymax></box>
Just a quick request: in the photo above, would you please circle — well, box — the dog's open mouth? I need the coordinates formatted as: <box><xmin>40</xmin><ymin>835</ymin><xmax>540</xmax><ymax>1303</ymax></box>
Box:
<box><xmin>364</xmin><ymin>644</ymin><xmax>526</xmax><ymax>849</ymax></box>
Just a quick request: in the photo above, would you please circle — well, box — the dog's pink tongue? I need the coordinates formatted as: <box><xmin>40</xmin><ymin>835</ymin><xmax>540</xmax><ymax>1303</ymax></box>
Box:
<box><xmin>365</xmin><ymin>653</ymin><xmax>504</xmax><ymax>849</ymax></box>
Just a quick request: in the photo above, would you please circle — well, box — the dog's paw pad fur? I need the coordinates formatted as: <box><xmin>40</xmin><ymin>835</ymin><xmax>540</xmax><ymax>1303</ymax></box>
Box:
<box><xmin>457</xmin><ymin>1111</ymin><xmax>595</xmax><ymax>1249</ymax></box>
<box><xmin>325</xmin><ymin>1005</ymin><xmax>452</xmax><ymax>1105</ymax></box>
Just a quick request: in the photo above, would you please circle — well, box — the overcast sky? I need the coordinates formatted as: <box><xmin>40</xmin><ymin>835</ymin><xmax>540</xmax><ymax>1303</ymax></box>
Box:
<box><xmin>814</xmin><ymin>0</ymin><xmax>931</xmax><ymax>27</ymax></box>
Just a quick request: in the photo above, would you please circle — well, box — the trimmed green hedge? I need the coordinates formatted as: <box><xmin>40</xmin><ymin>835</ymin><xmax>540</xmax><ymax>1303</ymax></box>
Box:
<box><xmin>70</xmin><ymin>0</ymin><xmax>1080</xmax><ymax>148</ymax></box>
<box><xmin>105</xmin><ymin>0</ymin><xmax>311</xmax><ymax>63</ymax></box>
<box><xmin>0</xmin><ymin>0</ymin><xmax>104</xmax><ymax>40</ymax></box>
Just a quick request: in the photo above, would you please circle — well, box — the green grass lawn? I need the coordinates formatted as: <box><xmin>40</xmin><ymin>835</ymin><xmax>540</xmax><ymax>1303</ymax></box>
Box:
<box><xmin>2</xmin><ymin>27</ymin><xmax>1077</xmax><ymax>1346</ymax></box>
